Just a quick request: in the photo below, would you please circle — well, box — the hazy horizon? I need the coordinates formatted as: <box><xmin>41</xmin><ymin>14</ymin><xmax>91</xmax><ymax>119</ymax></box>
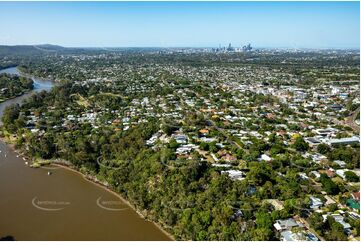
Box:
<box><xmin>0</xmin><ymin>1</ymin><xmax>359</xmax><ymax>49</ymax></box>
<box><xmin>1</xmin><ymin>43</ymin><xmax>360</xmax><ymax>51</ymax></box>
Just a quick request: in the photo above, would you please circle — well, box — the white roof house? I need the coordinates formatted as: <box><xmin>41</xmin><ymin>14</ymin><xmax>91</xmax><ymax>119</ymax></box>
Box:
<box><xmin>322</xmin><ymin>214</ymin><xmax>351</xmax><ymax>230</ymax></box>
<box><xmin>336</xmin><ymin>169</ymin><xmax>348</xmax><ymax>180</ymax></box>
<box><xmin>259</xmin><ymin>154</ymin><xmax>272</xmax><ymax>162</ymax></box>
<box><xmin>327</xmin><ymin>136</ymin><xmax>359</xmax><ymax>146</ymax></box>
<box><xmin>274</xmin><ymin>218</ymin><xmax>303</xmax><ymax>231</ymax></box>
<box><xmin>221</xmin><ymin>170</ymin><xmax>245</xmax><ymax>181</ymax></box>
<box><xmin>310</xmin><ymin>196</ymin><xmax>323</xmax><ymax>209</ymax></box>
<box><xmin>334</xmin><ymin>160</ymin><xmax>346</xmax><ymax>168</ymax></box>
<box><xmin>310</xmin><ymin>171</ymin><xmax>321</xmax><ymax>179</ymax></box>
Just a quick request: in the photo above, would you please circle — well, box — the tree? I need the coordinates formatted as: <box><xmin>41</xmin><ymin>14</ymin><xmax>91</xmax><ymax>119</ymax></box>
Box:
<box><xmin>168</xmin><ymin>139</ymin><xmax>180</xmax><ymax>149</ymax></box>
<box><xmin>252</xmin><ymin>228</ymin><xmax>273</xmax><ymax>241</ymax></box>
<box><xmin>325</xmin><ymin>216</ymin><xmax>348</xmax><ymax>241</ymax></box>
<box><xmin>292</xmin><ymin>137</ymin><xmax>309</xmax><ymax>152</ymax></box>
<box><xmin>2</xmin><ymin>104</ymin><xmax>20</xmax><ymax>133</ymax></box>
<box><xmin>309</xmin><ymin>212</ymin><xmax>324</xmax><ymax>233</ymax></box>
<box><xmin>270</xmin><ymin>144</ymin><xmax>284</xmax><ymax>155</ymax></box>
<box><xmin>317</xmin><ymin>143</ymin><xmax>331</xmax><ymax>155</ymax></box>
<box><xmin>344</xmin><ymin>171</ymin><xmax>359</xmax><ymax>182</ymax></box>
<box><xmin>256</xmin><ymin>212</ymin><xmax>273</xmax><ymax>229</ymax></box>
<box><xmin>162</xmin><ymin>123</ymin><xmax>177</xmax><ymax>136</ymax></box>
<box><xmin>199</xmin><ymin>142</ymin><xmax>209</xmax><ymax>151</ymax></box>
<box><xmin>247</xmin><ymin>162</ymin><xmax>273</xmax><ymax>185</ymax></box>
<box><xmin>209</xmin><ymin>142</ymin><xmax>218</xmax><ymax>153</ymax></box>
<box><xmin>320</xmin><ymin>174</ymin><xmax>340</xmax><ymax>195</ymax></box>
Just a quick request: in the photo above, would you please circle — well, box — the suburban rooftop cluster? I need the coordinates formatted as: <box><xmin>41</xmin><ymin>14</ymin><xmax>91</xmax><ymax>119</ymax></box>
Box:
<box><xmin>0</xmin><ymin>49</ymin><xmax>359</xmax><ymax>241</ymax></box>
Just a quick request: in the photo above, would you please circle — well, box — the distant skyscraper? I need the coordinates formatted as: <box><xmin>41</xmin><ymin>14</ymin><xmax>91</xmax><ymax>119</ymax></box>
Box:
<box><xmin>227</xmin><ymin>43</ymin><xmax>234</xmax><ymax>51</ymax></box>
<box><xmin>242</xmin><ymin>43</ymin><xmax>252</xmax><ymax>52</ymax></box>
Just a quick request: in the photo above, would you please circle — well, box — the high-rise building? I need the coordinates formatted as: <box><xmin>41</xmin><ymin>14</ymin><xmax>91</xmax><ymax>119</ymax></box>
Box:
<box><xmin>242</xmin><ymin>43</ymin><xmax>252</xmax><ymax>52</ymax></box>
<box><xmin>227</xmin><ymin>43</ymin><xmax>234</xmax><ymax>51</ymax></box>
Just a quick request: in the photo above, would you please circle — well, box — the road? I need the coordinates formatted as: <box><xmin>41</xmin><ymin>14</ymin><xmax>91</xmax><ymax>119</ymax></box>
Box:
<box><xmin>345</xmin><ymin>106</ymin><xmax>360</xmax><ymax>134</ymax></box>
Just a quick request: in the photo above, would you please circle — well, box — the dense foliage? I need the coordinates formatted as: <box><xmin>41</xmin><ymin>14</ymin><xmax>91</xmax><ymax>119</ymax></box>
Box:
<box><xmin>0</xmin><ymin>73</ymin><xmax>33</xmax><ymax>102</ymax></box>
<box><xmin>0</xmin><ymin>84</ymin><xmax>321</xmax><ymax>240</ymax></box>
<box><xmin>0</xmin><ymin>48</ymin><xmax>359</xmax><ymax>240</ymax></box>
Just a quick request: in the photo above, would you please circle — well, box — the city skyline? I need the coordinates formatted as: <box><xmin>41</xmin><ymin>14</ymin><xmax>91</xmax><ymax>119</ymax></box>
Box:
<box><xmin>0</xmin><ymin>1</ymin><xmax>359</xmax><ymax>49</ymax></box>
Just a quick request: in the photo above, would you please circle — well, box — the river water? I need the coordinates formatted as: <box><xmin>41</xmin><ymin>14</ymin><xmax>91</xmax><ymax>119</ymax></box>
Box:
<box><xmin>0</xmin><ymin>67</ymin><xmax>170</xmax><ymax>240</ymax></box>
<box><xmin>0</xmin><ymin>67</ymin><xmax>53</xmax><ymax>122</ymax></box>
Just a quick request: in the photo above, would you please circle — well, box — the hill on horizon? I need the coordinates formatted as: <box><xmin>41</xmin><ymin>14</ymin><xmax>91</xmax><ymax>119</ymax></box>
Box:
<box><xmin>0</xmin><ymin>44</ymin><xmax>67</xmax><ymax>56</ymax></box>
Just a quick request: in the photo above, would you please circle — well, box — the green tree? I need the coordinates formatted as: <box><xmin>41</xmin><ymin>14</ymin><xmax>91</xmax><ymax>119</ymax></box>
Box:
<box><xmin>292</xmin><ymin>137</ymin><xmax>309</xmax><ymax>152</ymax></box>
<box><xmin>309</xmin><ymin>212</ymin><xmax>324</xmax><ymax>233</ymax></box>
<box><xmin>320</xmin><ymin>174</ymin><xmax>340</xmax><ymax>195</ymax></box>
<box><xmin>344</xmin><ymin>171</ymin><xmax>359</xmax><ymax>182</ymax></box>
<box><xmin>317</xmin><ymin>143</ymin><xmax>331</xmax><ymax>155</ymax></box>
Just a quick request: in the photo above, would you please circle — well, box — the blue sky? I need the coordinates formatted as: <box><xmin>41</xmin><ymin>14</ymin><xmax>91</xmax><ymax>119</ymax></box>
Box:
<box><xmin>0</xmin><ymin>1</ymin><xmax>359</xmax><ymax>48</ymax></box>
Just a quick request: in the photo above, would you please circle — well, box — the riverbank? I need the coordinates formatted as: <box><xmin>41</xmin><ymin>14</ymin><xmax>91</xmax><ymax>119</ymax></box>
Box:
<box><xmin>0</xmin><ymin>70</ymin><xmax>34</xmax><ymax>103</ymax></box>
<box><xmin>0</xmin><ymin>133</ymin><xmax>174</xmax><ymax>240</ymax></box>
<box><xmin>0</xmin><ymin>132</ymin><xmax>174</xmax><ymax>240</ymax></box>
<box><xmin>50</xmin><ymin>162</ymin><xmax>175</xmax><ymax>241</ymax></box>
<box><xmin>17</xmin><ymin>67</ymin><xmax>59</xmax><ymax>84</ymax></box>
<box><xmin>0</xmin><ymin>87</ymin><xmax>33</xmax><ymax>103</ymax></box>
<box><xmin>0</xmin><ymin>66</ymin><xmax>175</xmax><ymax>240</ymax></box>
<box><xmin>0</xmin><ymin>65</ymin><xmax>17</xmax><ymax>71</ymax></box>
<box><xmin>0</xmin><ymin>135</ymin><xmax>30</xmax><ymax>160</ymax></box>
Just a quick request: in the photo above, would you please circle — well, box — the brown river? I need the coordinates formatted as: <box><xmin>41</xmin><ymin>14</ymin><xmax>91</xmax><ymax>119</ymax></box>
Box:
<box><xmin>0</xmin><ymin>67</ymin><xmax>171</xmax><ymax>240</ymax></box>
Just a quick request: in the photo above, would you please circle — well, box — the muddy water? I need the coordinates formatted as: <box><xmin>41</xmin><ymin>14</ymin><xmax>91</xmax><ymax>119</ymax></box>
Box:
<box><xmin>0</xmin><ymin>67</ymin><xmax>170</xmax><ymax>240</ymax></box>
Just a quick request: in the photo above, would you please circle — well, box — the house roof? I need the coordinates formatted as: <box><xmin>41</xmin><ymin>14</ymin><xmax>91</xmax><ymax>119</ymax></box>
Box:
<box><xmin>328</xmin><ymin>136</ymin><xmax>359</xmax><ymax>145</ymax></box>
<box><xmin>280</xmin><ymin>230</ymin><xmax>300</xmax><ymax>241</ymax></box>
<box><xmin>352</xmin><ymin>191</ymin><xmax>360</xmax><ymax>201</ymax></box>
<box><xmin>199</xmin><ymin>129</ymin><xmax>209</xmax><ymax>134</ymax></box>
<box><xmin>274</xmin><ymin>218</ymin><xmax>300</xmax><ymax>231</ymax></box>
